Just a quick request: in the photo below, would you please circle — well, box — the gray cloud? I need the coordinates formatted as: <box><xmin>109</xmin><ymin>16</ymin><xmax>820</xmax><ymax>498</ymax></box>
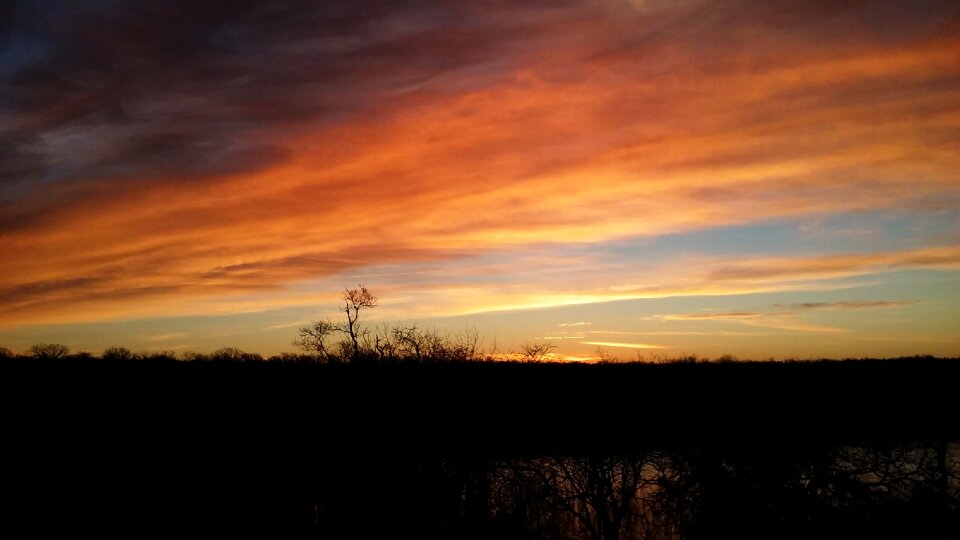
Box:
<box><xmin>1</xmin><ymin>0</ymin><xmax>957</xmax><ymax>325</ymax></box>
<box><xmin>0</xmin><ymin>0</ymin><xmax>566</xmax><ymax>198</ymax></box>
<box><xmin>3</xmin><ymin>0</ymin><xmax>953</xmax><ymax>194</ymax></box>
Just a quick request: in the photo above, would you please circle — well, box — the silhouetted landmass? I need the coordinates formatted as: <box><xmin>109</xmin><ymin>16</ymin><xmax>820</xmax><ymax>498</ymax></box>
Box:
<box><xmin>2</xmin><ymin>357</ymin><xmax>958</xmax><ymax>538</ymax></box>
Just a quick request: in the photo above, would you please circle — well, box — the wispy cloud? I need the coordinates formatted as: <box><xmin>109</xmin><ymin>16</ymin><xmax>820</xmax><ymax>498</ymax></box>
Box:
<box><xmin>858</xmin><ymin>336</ymin><xmax>954</xmax><ymax>343</ymax></box>
<box><xmin>264</xmin><ymin>321</ymin><xmax>309</xmax><ymax>331</ymax></box>
<box><xmin>145</xmin><ymin>332</ymin><xmax>188</xmax><ymax>342</ymax></box>
<box><xmin>655</xmin><ymin>312</ymin><xmax>848</xmax><ymax>334</ymax></box>
<box><xmin>0</xmin><ymin>0</ymin><xmax>957</xmax><ymax>334</ymax></box>
<box><xmin>590</xmin><ymin>330</ymin><xmax>767</xmax><ymax>337</ymax></box>
<box><xmin>581</xmin><ymin>341</ymin><xmax>666</xmax><ymax>350</ymax></box>
<box><xmin>660</xmin><ymin>312</ymin><xmax>762</xmax><ymax>321</ymax></box>
<box><xmin>706</xmin><ymin>248</ymin><xmax>960</xmax><ymax>283</ymax></box>
<box><xmin>559</xmin><ymin>322</ymin><xmax>592</xmax><ymax>327</ymax></box>
<box><xmin>147</xmin><ymin>344</ymin><xmax>195</xmax><ymax>351</ymax></box>
<box><xmin>646</xmin><ymin>298</ymin><xmax>926</xmax><ymax>336</ymax></box>
<box><xmin>736</xmin><ymin>319</ymin><xmax>848</xmax><ymax>334</ymax></box>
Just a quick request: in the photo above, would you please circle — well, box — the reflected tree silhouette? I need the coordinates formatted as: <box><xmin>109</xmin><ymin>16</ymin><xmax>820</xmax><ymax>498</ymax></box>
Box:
<box><xmin>3</xmin><ymin>353</ymin><xmax>958</xmax><ymax>537</ymax></box>
<box><xmin>393</xmin><ymin>441</ymin><xmax>960</xmax><ymax>540</ymax></box>
<box><xmin>491</xmin><ymin>454</ymin><xmax>656</xmax><ymax>540</ymax></box>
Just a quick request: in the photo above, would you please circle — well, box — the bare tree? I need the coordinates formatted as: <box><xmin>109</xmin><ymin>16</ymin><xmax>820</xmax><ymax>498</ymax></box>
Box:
<box><xmin>294</xmin><ymin>287</ymin><xmax>480</xmax><ymax>363</ymax></box>
<box><xmin>520</xmin><ymin>341</ymin><xmax>556</xmax><ymax>363</ymax></box>
<box><xmin>294</xmin><ymin>319</ymin><xmax>339</xmax><ymax>361</ymax></box>
<box><xmin>340</xmin><ymin>285</ymin><xmax>377</xmax><ymax>359</ymax></box>
<box><xmin>449</xmin><ymin>328</ymin><xmax>482</xmax><ymax>362</ymax></box>
<box><xmin>295</xmin><ymin>285</ymin><xmax>378</xmax><ymax>362</ymax></box>
<box><xmin>373</xmin><ymin>323</ymin><xmax>398</xmax><ymax>361</ymax></box>
<box><xmin>102</xmin><ymin>347</ymin><xmax>135</xmax><ymax>361</ymax></box>
<box><xmin>30</xmin><ymin>343</ymin><xmax>70</xmax><ymax>360</ymax></box>
<box><xmin>595</xmin><ymin>347</ymin><xmax>616</xmax><ymax>363</ymax></box>
<box><xmin>393</xmin><ymin>325</ymin><xmax>429</xmax><ymax>362</ymax></box>
<box><xmin>211</xmin><ymin>347</ymin><xmax>263</xmax><ymax>362</ymax></box>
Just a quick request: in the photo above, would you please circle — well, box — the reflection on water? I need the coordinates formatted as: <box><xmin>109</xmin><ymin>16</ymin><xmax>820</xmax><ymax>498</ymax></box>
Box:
<box><xmin>311</xmin><ymin>441</ymin><xmax>959</xmax><ymax>539</ymax></box>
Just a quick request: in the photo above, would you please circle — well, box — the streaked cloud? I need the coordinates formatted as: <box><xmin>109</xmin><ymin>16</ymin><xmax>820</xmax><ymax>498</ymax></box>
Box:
<box><xmin>590</xmin><ymin>330</ymin><xmax>767</xmax><ymax>337</ymax></box>
<box><xmin>736</xmin><ymin>319</ymin><xmax>848</xmax><ymax>334</ymax></box>
<box><xmin>366</xmin><ymin>247</ymin><xmax>958</xmax><ymax>321</ymax></box>
<box><xmin>660</xmin><ymin>312</ymin><xmax>763</xmax><ymax>321</ymax></box>
<box><xmin>858</xmin><ymin>336</ymin><xmax>954</xmax><ymax>343</ymax></box>
<box><xmin>706</xmin><ymin>247</ymin><xmax>960</xmax><ymax>283</ymax></box>
<box><xmin>264</xmin><ymin>321</ymin><xmax>310</xmax><ymax>331</ymax></box>
<box><xmin>145</xmin><ymin>332</ymin><xmax>188</xmax><ymax>342</ymax></box>
<box><xmin>0</xmin><ymin>0</ymin><xmax>957</xmax><ymax>357</ymax></box>
<box><xmin>149</xmin><ymin>344</ymin><xmax>195</xmax><ymax>352</ymax></box>
<box><xmin>581</xmin><ymin>341</ymin><xmax>666</xmax><ymax>350</ymax></box>
<box><xmin>655</xmin><ymin>309</ymin><xmax>851</xmax><ymax>334</ymax></box>
<box><xmin>653</xmin><ymin>303</ymin><xmax>907</xmax><ymax>333</ymax></box>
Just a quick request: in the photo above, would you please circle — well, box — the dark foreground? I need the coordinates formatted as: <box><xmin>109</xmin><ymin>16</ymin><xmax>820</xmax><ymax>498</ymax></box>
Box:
<box><xmin>2</xmin><ymin>358</ymin><xmax>958</xmax><ymax>538</ymax></box>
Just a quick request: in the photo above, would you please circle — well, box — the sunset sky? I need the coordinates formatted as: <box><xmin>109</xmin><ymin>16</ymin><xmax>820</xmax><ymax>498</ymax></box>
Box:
<box><xmin>1</xmin><ymin>0</ymin><xmax>958</xmax><ymax>359</ymax></box>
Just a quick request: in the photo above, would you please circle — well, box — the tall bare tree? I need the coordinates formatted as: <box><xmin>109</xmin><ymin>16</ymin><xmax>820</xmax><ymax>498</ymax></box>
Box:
<box><xmin>340</xmin><ymin>285</ymin><xmax>377</xmax><ymax>359</ymax></box>
<box><xmin>296</xmin><ymin>285</ymin><xmax>378</xmax><ymax>362</ymax></box>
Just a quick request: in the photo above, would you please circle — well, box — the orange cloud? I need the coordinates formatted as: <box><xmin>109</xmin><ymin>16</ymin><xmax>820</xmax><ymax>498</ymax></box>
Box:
<box><xmin>656</xmin><ymin>312</ymin><xmax>848</xmax><ymax>334</ymax></box>
<box><xmin>661</xmin><ymin>312</ymin><xmax>764</xmax><ymax>320</ymax></box>
<box><xmin>1</xmin><ymin>2</ymin><xmax>958</xmax><ymax>328</ymax></box>
<box><xmin>706</xmin><ymin>247</ymin><xmax>960</xmax><ymax>283</ymax></box>
<box><xmin>363</xmin><ymin>247</ymin><xmax>956</xmax><ymax>320</ymax></box>
<box><xmin>581</xmin><ymin>341</ymin><xmax>667</xmax><ymax>350</ymax></box>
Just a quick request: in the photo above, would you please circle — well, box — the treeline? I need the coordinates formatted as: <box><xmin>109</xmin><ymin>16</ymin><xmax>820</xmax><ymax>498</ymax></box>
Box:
<box><xmin>4</xmin><ymin>353</ymin><xmax>959</xmax><ymax>538</ymax></box>
<box><xmin>4</xmin><ymin>287</ymin><xmax>956</xmax><ymax>364</ymax></box>
<box><xmin>0</xmin><ymin>343</ymin><xmax>274</xmax><ymax>362</ymax></box>
<box><xmin>0</xmin><ymin>338</ymin><xmax>491</xmax><ymax>363</ymax></box>
<box><xmin>2</xmin><ymin>341</ymin><xmax>955</xmax><ymax>365</ymax></box>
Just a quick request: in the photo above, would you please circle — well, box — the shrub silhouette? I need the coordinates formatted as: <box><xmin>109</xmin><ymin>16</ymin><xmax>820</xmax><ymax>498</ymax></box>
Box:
<box><xmin>519</xmin><ymin>341</ymin><xmax>556</xmax><ymax>363</ymax></box>
<box><xmin>210</xmin><ymin>348</ymin><xmax>263</xmax><ymax>362</ymax></box>
<box><xmin>30</xmin><ymin>343</ymin><xmax>70</xmax><ymax>360</ymax></box>
<box><xmin>102</xmin><ymin>347</ymin><xmax>135</xmax><ymax>361</ymax></box>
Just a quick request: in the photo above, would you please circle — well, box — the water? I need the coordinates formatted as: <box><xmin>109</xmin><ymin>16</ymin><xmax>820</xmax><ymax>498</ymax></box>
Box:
<box><xmin>305</xmin><ymin>441</ymin><xmax>960</xmax><ymax>539</ymax></box>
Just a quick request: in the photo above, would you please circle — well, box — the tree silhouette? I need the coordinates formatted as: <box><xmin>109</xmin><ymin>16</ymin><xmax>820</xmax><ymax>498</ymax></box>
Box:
<box><xmin>30</xmin><ymin>343</ymin><xmax>70</xmax><ymax>360</ymax></box>
<box><xmin>102</xmin><ymin>346</ymin><xmax>135</xmax><ymax>361</ymax></box>
<box><xmin>339</xmin><ymin>285</ymin><xmax>377</xmax><ymax>360</ymax></box>
<box><xmin>210</xmin><ymin>347</ymin><xmax>263</xmax><ymax>362</ymax></box>
<box><xmin>392</xmin><ymin>325</ymin><xmax>431</xmax><ymax>363</ymax></box>
<box><xmin>520</xmin><ymin>341</ymin><xmax>556</xmax><ymax>363</ymax></box>
<box><xmin>491</xmin><ymin>454</ymin><xmax>654</xmax><ymax>540</ymax></box>
<box><xmin>296</xmin><ymin>285</ymin><xmax>377</xmax><ymax>362</ymax></box>
<box><xmin>373</xmin><ymin>323</ymin><xmax>398</xmax><ymax>361</ymax></box>
<box><xmin>294</xmin><ymin>320</ymin><xmax>339</xmax><ymax>361</ymax></box>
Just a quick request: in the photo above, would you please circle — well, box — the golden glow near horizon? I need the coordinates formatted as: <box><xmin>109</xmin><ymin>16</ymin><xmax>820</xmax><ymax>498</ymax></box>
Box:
<box><xmin>0</xmin><ymin>0</ymin><xmax>958</xmax><ymax>358</ymax></box>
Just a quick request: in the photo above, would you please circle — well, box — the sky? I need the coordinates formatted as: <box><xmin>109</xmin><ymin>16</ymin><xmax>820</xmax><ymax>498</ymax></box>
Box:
<box><xmin>1</xmin><ymin>0</ymin><xmax>958</xmax><ymax>359</ymax></box>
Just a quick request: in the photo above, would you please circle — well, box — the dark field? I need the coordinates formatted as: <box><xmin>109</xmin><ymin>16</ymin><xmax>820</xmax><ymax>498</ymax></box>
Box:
<box><xmin>2</xmin><ymin>357</ymin><xmax>958</xmax><ymax>538</ymax></box>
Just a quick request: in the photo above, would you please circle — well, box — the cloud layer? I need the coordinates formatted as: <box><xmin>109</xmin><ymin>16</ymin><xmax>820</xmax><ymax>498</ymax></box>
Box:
<box><xmin>1</xmin><ymin>0</ymin><xmax>958</xmax><ymax>330</ymax></box>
